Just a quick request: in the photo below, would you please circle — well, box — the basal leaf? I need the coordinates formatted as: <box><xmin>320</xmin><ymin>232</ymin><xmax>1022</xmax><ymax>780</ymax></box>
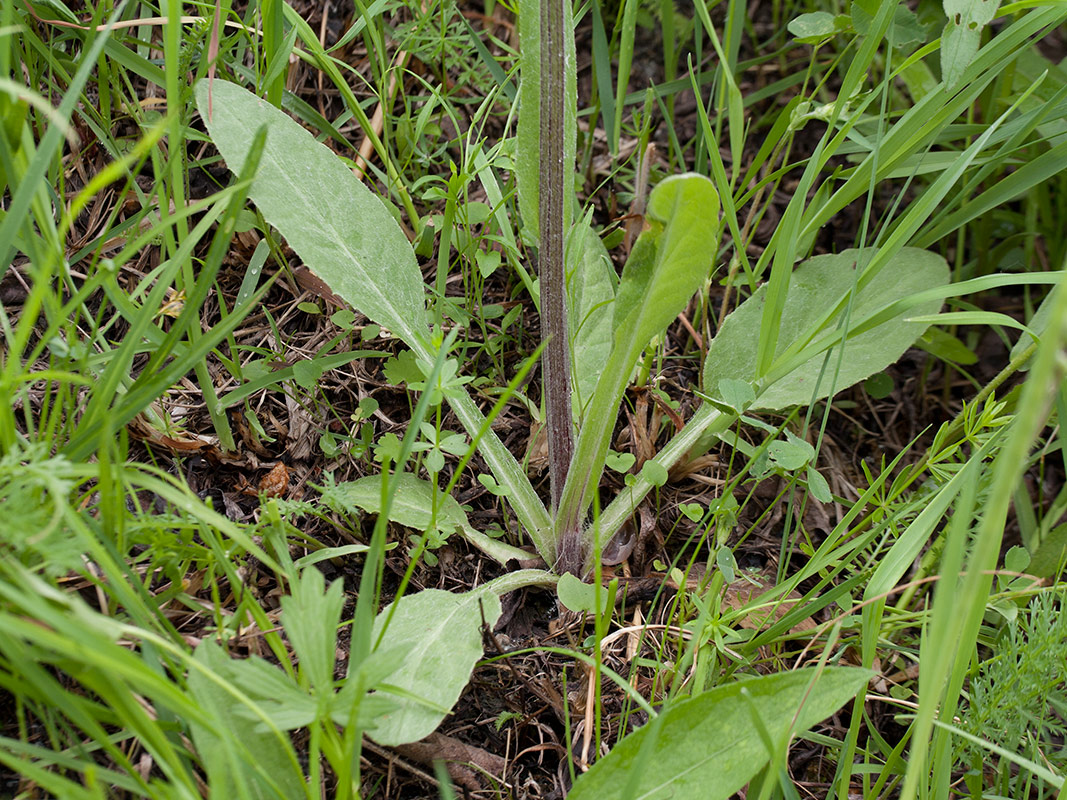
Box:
<box><xmin>196</xmin><ymin>82</ymin><xmax>550</xmax><ymax>566</ymax></box>
<box><xmin>368</xmin><ymin>587</ymin><xmax>502</xmax><ymax>746</ymax></box>
<box><xmin>567</xmin><ymin>218</ymin><xmax>615</xmax><ymax>422</ymax></box>
<box><xmin>568</xmin><ymin>667</ymin><xmax>871</xmax><ymax>800</ymax></box>
<box><xmin>704</xmin><ymin>247</ymin><xmax>948</xmax><ymax>411</ymax></box>
<box><xmin>194</xmin><ymin>80</ymin><xmax>432</xmax><ymax>354</ymax></box>
<box><xmin>557</xmin><ymin>175</ymin><xmax>719</xmax><ymax>536</ymax></box>
<box><xmin>325</xmin><ymin>473</ymin><xmax>530</xmax><ymax>566</ymax></box>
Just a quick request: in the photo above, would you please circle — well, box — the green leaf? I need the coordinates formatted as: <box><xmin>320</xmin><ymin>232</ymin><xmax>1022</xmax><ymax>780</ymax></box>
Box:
<box><xmin>716</xmin><ymin>378</ymin><xmax>756</xmax><ymax>412</ymax></box>
<box><xmin>558</xmin><ymin>175</ymin><xmax>719</xmax><ymax>533</ymax></box>
<box><xmin>475</xmin><ymin>248</ymin><xmax>501</xmax><ymax>277</ymax></box>
<box><xmin>704</xmin><ymin>247</ymin><xmax>948</xmax><ymax>411</ymax></box>
<box><xmin>369</xmin><ymin>587</ymin><xmax>503</xmax><ymax>745</ymax></box>
<box><xmin>331</xmin><ymin>309</ymin><xmax>357</xmax><ymax>329</ymax></box>
<box><xmin>1003</xmin><ymin>544</ymin><xmax>1030</xmax><ymax>573</ymax></box>
<box><xmin>639</xmin><ymin>460</ymin><xmax>669</xmax><ymax>487</ymax></box>
<box><xmin>768</xmin><ymin>432</ymin><xmax>814</xmax><ymax>472</ymax></box>
<box><xmin>280</xmin><ymin>567</ymin><xmax>344</xmax><ymax>695</ymax></box>
<box><xmin>438</xmin><ymin>431</ymin><xmax>469</xmax><ymax>457</ymax></box>
<box><xmin>611</xmin><ymin>176</ymin><xmax>719</xmax><ymax>346</ymax></box>
<box><xmin>291</xmin><ymin>359</ymin><xmax>325</xmax><ymax>390</ymax></box>
<box><xmin>605</xmin><ymin>450</ymin><xmax>636</xmax><ymax>473</ymax></box>
<box><xmin>1027</xmin><ymin>522</ymin><xmax>1067</xmax><ymax>579</ymax></box>
<box><xmin>372</xmin><ymin>433</ymin><xmax>405</xmax><ymax>464</ymax></box>
<box><xmin>568</xmin><ymin>667</ymin><xmax>871</xmax><ymax>800</ymax></box>
<box><xmin>851</xmin><ymin>1</ymin><xmax>927</xmax><ymax>47</ymax></box>
<box><xmin>716</xmin><ymin>547</ymin><xmax>738</xmax><ymax>584</ymax></box>
<box><xmin>557</xmin><ymin>572</ymin><xmax>610</xmax><ymax>614</ymax></box>
<box><xmin>917</xmin><ymin>327</ymin><xmax>978</xmax><ymax>365</ymax></box>
<box><xmin>326</xmin><ymin>473</ymin><xmax>466</xmax><ymax>537</ymax></box>
<box><xmin>383</xmin><ymin>349</ymin><xmax>423</xmax><ymax>385</ymax></box>
<box><xmin>293</xmin><ymin>544</ymin><xmax>371</xmax><ymax>569</ymax></box>
<box><xmin>224</xmin><ymin>654</ymin><xmax>320</xmax><ymax>730</ymax></box>
<box><xmin>194</xmin><ymin>81</ymin><xmax>432</xmax><ymax>354</ymax></box>
<box><xmin>806</xmin><ymin>465</ymin><xmax>833</xmax><ymax>503</ymax></box>
<box><xmin>787</xmin><ymin>12</ymin><xmax>850</xmax><ymax>45</ymax></box>
<box><xmin>887</xmin><ymin>6</ymin><xmax>929</xmax><ymax>47</ymax></box>
<box><xmin>187</xmin><ymin>642</ymin><xmax>305</xmax><ymax>800</ymax></box>
<box><xmin>941</xmin><ymin>0</ymin><xmax>1000</xmax><ymax>89</ymax></box>
<box><xmin>218</xmin><ymin>647</ymin><xmax>401</xmax><ymax>734</ymax></box>
<box><xmin>477</xmin><ymin>472</ymin><xmax>511</xmax><ymax>496</ymax></box>
<box><xmin>864</xmin><ymin>372</ymin><xmax>895</xmax><ymax>399</ymax></box>
<box><xmin>568</xmin><ymin>218</ymin><xmax>616</xmax><ymax>422</ymax></box>
<box><xmin>679</xmin><ymin>502</ymin><xmax>704</xmax><ymax>522</ymax></box>
<box><xmin>326</xmin><ymin>473</ymin><xmax>532</xmax><ymax>566</ymax></box>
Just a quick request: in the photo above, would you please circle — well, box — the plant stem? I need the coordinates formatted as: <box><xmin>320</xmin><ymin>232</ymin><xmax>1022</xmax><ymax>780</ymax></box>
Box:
<box><xmin>538</xmin><ymin>0</ymin><xmax>574</xmax><ymax>516</ymax></box>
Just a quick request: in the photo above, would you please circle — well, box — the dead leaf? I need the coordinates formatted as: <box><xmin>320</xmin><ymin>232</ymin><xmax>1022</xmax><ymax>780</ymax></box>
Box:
<box><xmin>666</xmin><ymin>565</ymin><xmax>816</xmax><ymax>633</ymax></box>
<box><xmin>293</xmin><ymin>265</ymin><xmax>344</xmax><ymax>307</ymax></box>
<box><xmin>258</xmin><ymin>462</ymin><xmax>289</xmax><ymax>498</ymax></box>
<box><xmin>394</xmin><ymin>732</ymin><xmax>507</xmax><ymax>792</ymax></box>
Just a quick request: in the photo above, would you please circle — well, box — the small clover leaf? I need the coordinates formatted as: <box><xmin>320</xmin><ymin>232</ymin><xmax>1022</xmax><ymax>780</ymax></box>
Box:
<box><xmin>767</xmin><ymin>431</ymin><xmax>815</xmax><ymax>472</ymax></box>
<box><xmin>679</xmin><ymin>502</ymin><xmax>704</xmax><ymax>522</ymax></box>
<box><xmin>605</xmin><ymin>450</ymin><xmax>636</xmax><ymax>473</ymax></box>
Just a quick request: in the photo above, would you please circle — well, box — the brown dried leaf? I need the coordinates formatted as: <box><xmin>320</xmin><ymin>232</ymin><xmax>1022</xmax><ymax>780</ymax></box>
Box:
<box><xmin>394</xmin><ymin>732</ymin><xmax>507</xmax><ymax>792</ymax></box>
<box><xmin>258</xmin><ymin>462</ymin><xmax>289</xmax><ymax>498</ymax></box>
<box><xmin>667</xmin><ymin>566</ymin><xmax>816</xmax><ymax>633</ymax></box>
<box><xmin>293</xmin><ymin>265</ymin><xmax>344</xmax><ymax>307</ymax></box>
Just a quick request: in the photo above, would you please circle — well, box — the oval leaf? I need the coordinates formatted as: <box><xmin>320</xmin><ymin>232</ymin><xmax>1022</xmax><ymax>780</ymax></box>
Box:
<box><xmin>194</xmin><ymin>80</ymin><xmax>432</xmax><ymax>353</ymax></box>
<box><xmin>704</xmin><ymin>247</ymin><xmax>948</xmax><ymax>411</ymax></box>
<box><xmin>324</xmin><ymin>473</ymin><xmax>532</xmax><ymax>565</ymax></box>
<box><xmin>369</xmin><ymin>588</ymin><xmax>502</xmax><ymax>746</ymax></box>
<box><xmin>611</xmin><ymin>174</ymin><xmax>720</xmax><ymax>350</ymax></box>
<box><xmin>568</xmin><ymin>666</ymin><xmax>872</xmax><ymax>800</ymax></box>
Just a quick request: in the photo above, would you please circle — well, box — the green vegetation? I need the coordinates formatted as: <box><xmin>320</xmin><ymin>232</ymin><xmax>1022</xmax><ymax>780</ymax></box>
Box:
<box><xmin>2</xmin><ymin>0</ymin><xmax>1066</xmax><ymax>797</ymax></box>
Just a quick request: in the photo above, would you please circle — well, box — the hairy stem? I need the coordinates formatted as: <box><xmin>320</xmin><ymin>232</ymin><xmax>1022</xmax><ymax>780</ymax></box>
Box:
<box><xmin>539</xmin><ymin>0</ymin><xmax>574</xmax><ymax>517</ymax></box>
